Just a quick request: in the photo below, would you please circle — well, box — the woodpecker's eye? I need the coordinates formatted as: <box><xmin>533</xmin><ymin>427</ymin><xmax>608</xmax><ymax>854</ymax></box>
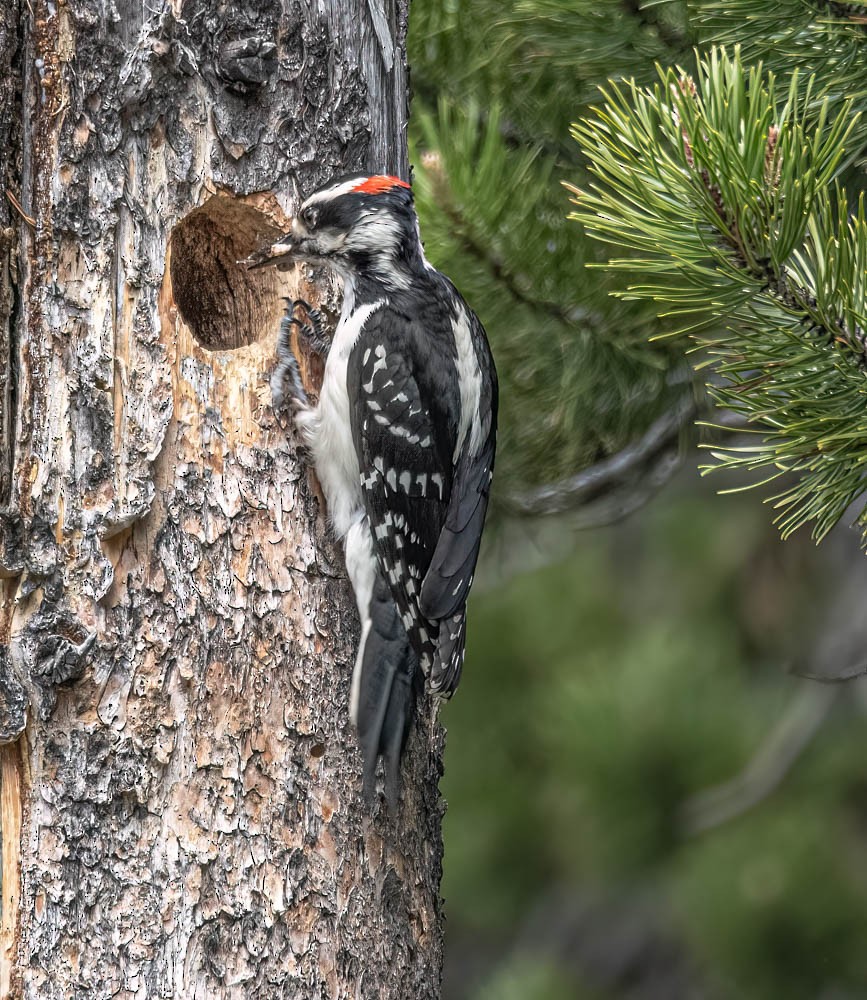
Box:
<box><xmin>300</xmin><ymin>206</ymin><xmax>319</xmax><ymax>230</ymax></box>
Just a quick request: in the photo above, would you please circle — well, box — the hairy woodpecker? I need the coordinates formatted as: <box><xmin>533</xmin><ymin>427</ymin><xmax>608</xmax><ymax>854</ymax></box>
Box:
<box><xmin>245</xmin><ymin>174</ymin><xmax>497</xmax><ymax>800</ymax></box>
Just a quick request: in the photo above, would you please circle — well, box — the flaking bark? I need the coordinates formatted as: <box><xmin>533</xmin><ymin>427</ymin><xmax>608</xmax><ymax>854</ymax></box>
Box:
<box><xmin>0</xmin><ymin>2</ymin><xmax>444</xmax><ymax>998</ymax></box>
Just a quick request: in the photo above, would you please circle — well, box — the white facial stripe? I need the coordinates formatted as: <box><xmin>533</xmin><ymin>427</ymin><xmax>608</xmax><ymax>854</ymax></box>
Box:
<box><xmin>316</xmin><ymin>231</ymin><xmax>347</xmax><ymax>253</ymax></box>
<box><xmin>302</xmin><ymin>177</ymin><xmax>367</xmax><ymax>209</ymax></box>
<box><xmin>414</xmin><ymin>216</ymin><xmax>436</xmax><ymax>272</ymax></box>
<box><xmin>286</xmin><ymin>225</ymin><xmax>347</xmax><ymax>255</ymax></box>
<box><xmin>345</xmin><ymin>213</ymin><xmax>402</xmax><ymax>252</ymax></box>
<box><xmin>344</xmin><ymin>214</ymin><xmax>411</xmax><ymax>289</ymax></box>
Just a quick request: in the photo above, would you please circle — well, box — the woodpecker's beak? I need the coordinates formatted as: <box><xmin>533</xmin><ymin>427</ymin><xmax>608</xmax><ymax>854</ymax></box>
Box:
<box><xmin>240</xmin><ymin>233</ymin><xmax>298</xmax><ymax>271</ymax></box>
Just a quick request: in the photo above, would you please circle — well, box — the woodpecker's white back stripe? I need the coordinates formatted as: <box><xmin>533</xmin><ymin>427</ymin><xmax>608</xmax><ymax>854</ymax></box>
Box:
<box><xmin>452</xmin><ymin>309</ymin><xmax>483</xmax><ymax>459</ymax></box>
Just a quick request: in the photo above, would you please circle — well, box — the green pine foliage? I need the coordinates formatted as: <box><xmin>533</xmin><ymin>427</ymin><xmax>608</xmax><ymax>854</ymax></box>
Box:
<box><xmin>409</xmin><ymin>2</ymin><xmax>694</xmax><ymax>494</ymax></box>
<box><xmin>572</xmin><ymin>49</ymin><xmax>867</xmax><ymax>544</ymax></box>
<box><xmin>687</xmin><ymin>0</ymin><xmax>867</xmax><ymax>134</ymax></box>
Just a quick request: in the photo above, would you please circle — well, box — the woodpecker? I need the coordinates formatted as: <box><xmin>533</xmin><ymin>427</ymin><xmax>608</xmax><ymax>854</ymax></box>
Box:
<box><xmin>245</xmin><ymin>174</ymin><xmax>497</xmax><ymax>800</ymax></box>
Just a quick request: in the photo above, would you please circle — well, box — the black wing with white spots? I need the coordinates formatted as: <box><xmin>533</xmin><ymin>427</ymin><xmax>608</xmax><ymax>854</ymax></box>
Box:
<box><xmin>419</xmin><ymin>308</ymin><xmax>497</xmax><ymax>693</ymax></box>
<box><xmin>419</xmin><ymin>308</ymin><xmax>497</xmax><ymax>621</ymax></box>
<box><xmin>348</xmin><ymin>295</ymin><xmax>497</xmax><ymax>697</ymax></box>
<box><xmin>349</xmin><ymin>305</ymin><xmax>457</xmax><ymax>673</ymax></box>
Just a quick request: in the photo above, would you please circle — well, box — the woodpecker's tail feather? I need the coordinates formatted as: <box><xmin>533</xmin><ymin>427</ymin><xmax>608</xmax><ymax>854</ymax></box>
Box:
<box><xmin>429</xmin><ymin>610</ymin><xmax>467</xmax><ymax>698</ymax></box>
<box><xmin>355</xmin><ymin>572</ymin><xmax>419</xmax><ymax>806</ymax></box>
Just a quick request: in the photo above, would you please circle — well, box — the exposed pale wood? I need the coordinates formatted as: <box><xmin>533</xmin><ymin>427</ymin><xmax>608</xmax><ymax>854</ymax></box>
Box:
<box><xmin>1</xmin><ymin>1</ymin><xmax>443</xmax><ymax>997</ymax></box>
<box><xmin>1</xmin><ymin>741</ymin><xmax>23</xmax><ymax>1000</ymax></box>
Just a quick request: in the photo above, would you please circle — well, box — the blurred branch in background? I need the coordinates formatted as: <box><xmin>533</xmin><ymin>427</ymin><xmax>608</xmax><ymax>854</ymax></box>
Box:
<box><xmin>684</xmin><ymin>522</ymin><xmax>867</xmax><ymax>831</ymax></box>
<box><xmin>442</xmin><ymin>466</ymin><xmax>867</xmax><ymax>1000</ymax></box>
<box><xmin>506</xmin><ymin>393</ymin><xmax>699</xmax><ymax>522</ymax></box>
<box><xmin>680</xmin><ymin>683</ymin><xmax>839</xmax><ymax>837</ymax></box>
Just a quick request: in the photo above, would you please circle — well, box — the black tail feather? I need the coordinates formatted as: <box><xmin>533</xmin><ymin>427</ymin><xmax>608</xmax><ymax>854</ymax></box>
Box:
<box><xmin>356</xmin><ymin>572</ymin><xmax>419</xmax><ymax>807</ymax></box>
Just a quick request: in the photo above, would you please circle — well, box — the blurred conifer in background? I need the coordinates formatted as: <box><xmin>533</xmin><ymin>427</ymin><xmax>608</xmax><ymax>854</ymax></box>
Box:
<box><xmin>408</xmin><ymin>4</ymin><xmax>867</xmax><ymax>998</ymax></box>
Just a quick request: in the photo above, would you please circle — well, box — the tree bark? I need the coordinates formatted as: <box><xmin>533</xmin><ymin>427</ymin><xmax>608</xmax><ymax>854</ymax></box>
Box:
<box><xmin>0</xmin><ymin>2</ymin><xmax>445</xmax><ymax>998</ymax></box>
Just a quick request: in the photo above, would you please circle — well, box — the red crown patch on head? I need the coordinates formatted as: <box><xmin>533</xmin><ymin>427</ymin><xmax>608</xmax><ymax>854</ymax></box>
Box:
<box><xmin>352</xmin><ymin>175</ymin><xmax>411</xmax><ymax>195</ymax></box>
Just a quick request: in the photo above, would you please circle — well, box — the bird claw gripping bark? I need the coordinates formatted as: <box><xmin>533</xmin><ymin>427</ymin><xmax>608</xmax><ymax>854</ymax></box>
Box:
<box><xmin>270</xmin><ymin>304</ymin><xmax>308</xmax><ymax>413</ymax></box>
<box><xmin>271</xmin><ymin>299</ymin><xmax>331</xmax><ymax>413</ymax></box>
<box><xmin>286</xmin><ymin>297</ymin><xmax>331</xmax><ymax>358</ymax></box>
<box><xmin>271</xmin><ymin>299</ymin><xmax>331</xmax><ymax>411</ymax></box>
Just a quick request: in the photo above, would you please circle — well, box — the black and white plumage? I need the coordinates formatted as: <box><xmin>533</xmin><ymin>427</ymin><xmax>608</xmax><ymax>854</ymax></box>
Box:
<box><xmin>245</xmin><ymin>174</ymin><xmax>497</xmax><ymax>800</ymax></box>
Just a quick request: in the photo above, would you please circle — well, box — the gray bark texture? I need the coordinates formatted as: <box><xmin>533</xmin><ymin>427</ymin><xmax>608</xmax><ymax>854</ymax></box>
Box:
<box><xmin>0</xmin><ymin>2</ymin><xmax>446</xmax><ymax>998</ymax></box>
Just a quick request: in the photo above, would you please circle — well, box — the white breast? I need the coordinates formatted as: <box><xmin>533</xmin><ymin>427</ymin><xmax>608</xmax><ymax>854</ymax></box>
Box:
<box><xmin>295</xmin><ymin>296</ymin><xmax>385</xmax><ymax>539</ymax></box>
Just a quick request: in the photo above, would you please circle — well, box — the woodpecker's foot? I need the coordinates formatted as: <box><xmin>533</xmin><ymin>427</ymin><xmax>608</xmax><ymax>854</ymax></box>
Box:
<box><xmin>283</xmin><ymin>297</ymin><xmax>331</xmax><ymax>358</ymax></box>
<box><xmin>271</xmin><ymin>307</ymin><xmax>309</xmax><ymax>412</ymax></box>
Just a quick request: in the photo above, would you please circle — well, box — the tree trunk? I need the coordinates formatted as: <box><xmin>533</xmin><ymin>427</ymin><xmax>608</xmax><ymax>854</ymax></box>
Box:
<box><xmin>0</xmin><ymin>2</ymin><xmax>445</xmax><ymax>998</ymax></box>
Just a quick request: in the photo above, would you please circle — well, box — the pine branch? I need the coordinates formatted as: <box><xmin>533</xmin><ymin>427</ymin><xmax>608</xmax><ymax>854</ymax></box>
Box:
<box><xmin>572</xmin><ymin>48</ymin><xmax>867</xmax><ymax>546</ymax></box>
<box><xmin>698</xmin><ymin>160</ymin><xmax>867</xmax><ymax>359</ymax></box>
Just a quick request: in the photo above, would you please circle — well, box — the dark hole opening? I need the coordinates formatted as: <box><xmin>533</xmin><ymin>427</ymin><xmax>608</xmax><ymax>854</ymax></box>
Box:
<box><xmin>170</xmin><ymin>197</ymin><xmax>286</xmax><ymax>351</ymax></box>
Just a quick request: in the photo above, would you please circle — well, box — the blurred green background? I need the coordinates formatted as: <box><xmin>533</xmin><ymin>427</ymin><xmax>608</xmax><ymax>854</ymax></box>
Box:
<box><xmin>407</xmin><ymin>3</ymin><xmax>867</xmax><ymax>997</ymax></box>
<box><xmin>441</xmin><ymin>478</ymin><xmax>867</xmax><ymax>1000</ymax></box>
